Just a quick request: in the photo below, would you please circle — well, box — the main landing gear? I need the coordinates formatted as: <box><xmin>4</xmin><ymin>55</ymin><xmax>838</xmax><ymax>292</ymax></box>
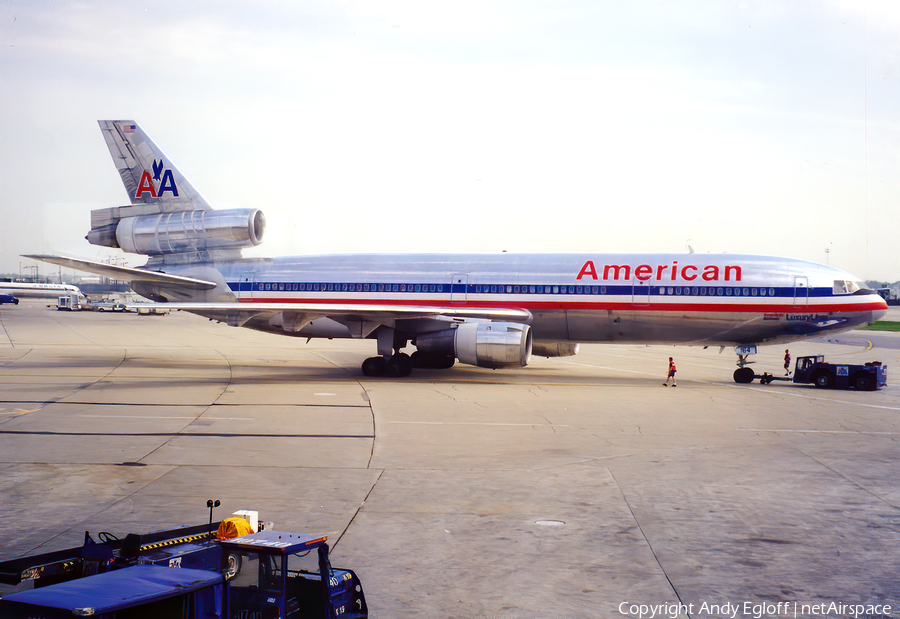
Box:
<box><xmin>360</xmin><ymin>327</ymin><xmax>455</xmax><ymax>378</ymax></box>
<box><xmin>362</xmin><ymin>353</ymin><xmax>412</xmax><ymax>377</ymax></box>
<box><xmin>361</xmin><ymin>351</ymin><xmax>456</xmax><ymax>377</ymax></box>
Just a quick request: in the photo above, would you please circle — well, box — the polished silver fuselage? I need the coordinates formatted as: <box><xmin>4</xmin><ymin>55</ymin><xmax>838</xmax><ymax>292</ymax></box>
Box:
<box><xmin>147</xmin><ymin>252</ymin><xmax>886</xmax><ymax>347</ymax></box>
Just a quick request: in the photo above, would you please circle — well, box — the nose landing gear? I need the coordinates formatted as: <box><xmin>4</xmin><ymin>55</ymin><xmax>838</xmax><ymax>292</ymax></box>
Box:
<box><xmin>733</xmin><ymin>345</ymin><xmax>757</xmax><ymax>383</ymax></box>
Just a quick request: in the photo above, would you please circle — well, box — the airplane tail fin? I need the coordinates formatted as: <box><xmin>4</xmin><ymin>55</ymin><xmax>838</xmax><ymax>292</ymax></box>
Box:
<box><xmin>88</xmin><ymin>121</ymin><xmax>263</xmax><ymax>259</ymax></box>
<box><xmin>98</xmin><ymin>120</ymin><xmax>210</xmax><ymax>211</ymax></box>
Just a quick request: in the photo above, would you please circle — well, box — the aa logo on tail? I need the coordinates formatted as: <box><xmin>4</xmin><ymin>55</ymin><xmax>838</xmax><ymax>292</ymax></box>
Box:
<box><xmin>135</xmin><ymin>159</ymin><xmax>179</xmax><ymax>198</ymax></box>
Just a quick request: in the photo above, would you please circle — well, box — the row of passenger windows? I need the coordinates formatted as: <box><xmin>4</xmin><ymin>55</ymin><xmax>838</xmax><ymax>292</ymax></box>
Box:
<box><xmin>257</xmin><ymin>282</ymin><xmax>446</xmax><ymax>293</ymax></box>
<box><xmin>253</xmin><ymin>282</ymin><xmax>781</xmax><ymax>297</ymax></box>
<box><xmin>661</xmin><ymin>286</ymin><xmax>778</xmax><ymax>297</ymax></box>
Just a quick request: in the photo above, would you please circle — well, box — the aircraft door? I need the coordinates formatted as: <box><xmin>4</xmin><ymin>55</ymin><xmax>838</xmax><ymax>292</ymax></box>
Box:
<box><xmin>632</xmin><ymin>277</ymin><xmax>650</xmax><ymax>307</ymax></box>
<box><xmin>451</xmin><ymin>274</ymin><xmax>468</xmax><ymax>303</ymax></box>
<box><xmin>240</xmin><ymin>274</ymin><xmax>256</xmax><ymax>300</ymax></box>
<box><xmin>793</xmin><ymin>276</ymin><xmax>809</xmax><ymax>307</ymax></box>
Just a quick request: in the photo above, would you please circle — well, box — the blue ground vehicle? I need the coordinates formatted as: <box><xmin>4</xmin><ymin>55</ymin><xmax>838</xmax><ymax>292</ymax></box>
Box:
<box><xmin>0</xmin><ymin>522</ymin><xmax>367</xmax><ymax>618</ymax></box>
<box><xmin>0</xmin><ymin>294</ymin><xmax>19</xmax><ymax>305</ymax></box>
<box><xmin>791</xmin><ymin>355</ymin><xmax>887</xmax><ymax>390</ymax></box>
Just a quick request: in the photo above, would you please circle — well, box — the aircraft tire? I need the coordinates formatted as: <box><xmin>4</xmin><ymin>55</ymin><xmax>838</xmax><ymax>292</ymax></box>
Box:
<box><xmin>733</xmin><ymin>367</ymin><xmax>755</xmax><ymax>384</ymax></box>
<box><xmin>386</xmin><ymin>353</ymin><xmax>412</xmax><ymax>377</ymax></box>
<box><xmin>361</xmin><ymin>357</ymin><xmax>387</xmax><ymax>377</ymax></box>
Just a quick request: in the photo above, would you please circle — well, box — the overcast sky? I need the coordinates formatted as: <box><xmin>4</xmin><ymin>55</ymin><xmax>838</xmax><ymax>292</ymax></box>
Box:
<box><xmin>1</xmin><ymin>1</ymin><xmax>898</xmax><ymax>280</ymax></box>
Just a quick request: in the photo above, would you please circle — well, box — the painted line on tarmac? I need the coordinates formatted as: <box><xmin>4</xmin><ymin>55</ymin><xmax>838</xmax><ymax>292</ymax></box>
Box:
<box><xmin>0</xmin><ymin>430</ymin><xmax>373</xmax><ymax>438</ymax></box>
<box><xmin>388</xmin><ymin>421</ymin><xmax>570</xmax><ymax>427</ymax></box>
<box><xmin>78</xmin><ymin>415</ymin><xmax>254</xmax><ymax>420</ymax></box>
<box><xmin>742</xmin><ymin>428</ymin><xmax>900</xmax><ymax>435</ymax></box>
<box><xmin>557</xmin><ymin>360</ymin><xmax>656</xmax><ymax>376</ymax></box>
<box><xmin>736</xmin><ymin>385</ymin><xmax>900</xmax><ymax>412</ymax></box>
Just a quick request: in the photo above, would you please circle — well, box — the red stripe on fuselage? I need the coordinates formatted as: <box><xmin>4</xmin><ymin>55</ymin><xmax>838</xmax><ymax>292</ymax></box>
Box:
<box><xmin>238</xmin><ymin>297</ymin><xmax>886</xmax><ymax>314</ymax></box>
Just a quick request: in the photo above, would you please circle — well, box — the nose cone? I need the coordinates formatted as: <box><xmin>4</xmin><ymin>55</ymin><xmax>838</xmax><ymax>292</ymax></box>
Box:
<box><xmin>865</xmin><ymin>294</ymin><xmax>889</xmax><ymax>325</ymax></box>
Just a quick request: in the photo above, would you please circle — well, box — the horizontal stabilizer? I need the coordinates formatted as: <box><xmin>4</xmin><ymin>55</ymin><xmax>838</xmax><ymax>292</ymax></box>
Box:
<box><xmin>23</xmin><ymin>254</ymin><xmax>217</xmax><ymax>290</ymax></box>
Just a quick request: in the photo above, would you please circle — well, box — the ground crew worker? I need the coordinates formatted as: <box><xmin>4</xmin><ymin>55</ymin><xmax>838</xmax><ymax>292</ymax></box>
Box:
<box><xmin>663</xmin><ymin>356</ymin><xmax>677</xmax><ymax>387</ymax></box>
<box><xmin>784</xmin><ymin>349</ymin><xmax>791</xmax><ymax>376</ymax></box>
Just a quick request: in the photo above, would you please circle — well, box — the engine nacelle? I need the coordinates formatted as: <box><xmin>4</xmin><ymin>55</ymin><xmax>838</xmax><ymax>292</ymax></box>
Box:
<box><xmin>416</xmin><ymin>322</ymin><xmax>532</xmax><ymax>369</ymax></box>
<box><xmin>90</xmin><ymin>209</ymin><xmax>265</xmax><ymax>255</ymax></box>
<box><xmin>532</xmin><ymin>341</ymin><xmax>580</xmax><ymax>358</ymax></box>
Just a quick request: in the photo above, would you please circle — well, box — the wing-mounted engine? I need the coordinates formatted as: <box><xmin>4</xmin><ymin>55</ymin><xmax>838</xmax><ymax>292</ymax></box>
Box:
<box><xmin>415</xmin><ymin>321</ymin><xmax>532</xmax><ymax>369</ymax></box>
<box><xmin>87</xmin><ymin>208</ymin><xmax>265</xmax><ymax>256</ymax></box>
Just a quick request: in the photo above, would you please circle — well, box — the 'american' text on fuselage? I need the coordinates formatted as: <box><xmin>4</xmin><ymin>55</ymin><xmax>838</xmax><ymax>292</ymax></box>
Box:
<box><xmin>576</xmin><ymin>261</ymin><xmax>742</xmax><ymax>282</ymax></box>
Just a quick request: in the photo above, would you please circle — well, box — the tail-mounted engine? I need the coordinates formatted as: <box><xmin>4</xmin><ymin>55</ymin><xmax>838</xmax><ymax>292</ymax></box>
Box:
<box><xmin>416</xmin><ymin>321</ymin><xmax>532</xmax><ymax>369</ymax></box>
<box><xmin>87</xmin><ymin>208</ymin><xmax>265</xmax><ymax>256</ymax></box>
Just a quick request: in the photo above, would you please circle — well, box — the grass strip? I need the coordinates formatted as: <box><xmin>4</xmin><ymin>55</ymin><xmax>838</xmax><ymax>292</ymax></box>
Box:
<box><xmin>860</xmin><ymin>321</ymin><xmax>900</xmax><ymax>332</ymax></box>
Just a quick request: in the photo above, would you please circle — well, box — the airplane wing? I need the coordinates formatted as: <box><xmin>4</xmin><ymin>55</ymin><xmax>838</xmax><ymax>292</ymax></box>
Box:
<box><xmin>126</xmin><ymin>302</ymin><xmax>533</xmax><ymax>323</ymax></box>
<box><xmin>23</xmin><ymin>254</ymin><xmax>531</xmax><ymax>326</ymax></box>
<box><xmin>23</xmin><ymin>254</ymin><xmax>217</xmax><ymax>290</ymax></box>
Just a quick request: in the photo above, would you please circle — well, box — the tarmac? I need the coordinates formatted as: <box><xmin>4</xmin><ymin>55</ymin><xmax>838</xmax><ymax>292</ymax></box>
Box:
<box><xmin>1</xmin><ymin>301</ymin><xmax>900</xmax><ymax>619</ymax></box>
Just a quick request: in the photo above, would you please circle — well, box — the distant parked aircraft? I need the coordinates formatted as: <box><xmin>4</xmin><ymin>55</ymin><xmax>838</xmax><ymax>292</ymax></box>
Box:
<box><xmin>0</xmin><ymin>281</ymin><xmax>82</xmax><ymax>299</ymax></box>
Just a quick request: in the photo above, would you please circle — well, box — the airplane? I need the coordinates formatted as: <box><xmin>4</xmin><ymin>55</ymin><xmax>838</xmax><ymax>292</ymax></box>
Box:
<box><xmin>0</xmin><ymin>281</ymin><xmax>82</xmax><ymax>299</ymax></box>
<box><xmin>25</xmin><ymin>120</ymin><xmax>888</xmax><ymax>382</ymax></box>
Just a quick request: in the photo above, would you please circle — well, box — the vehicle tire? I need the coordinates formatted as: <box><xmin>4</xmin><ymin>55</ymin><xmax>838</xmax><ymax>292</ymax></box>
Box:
<box><xmin>853</xmin><ymin>373</ymin><xmax>875</xmax><ymax>391</ymax></box>
<box><xmin>812</xmin><ymin>370</ymin><xmax>835</xmax><ymax>388</ymax></box>
<box><xmin>386</xmin><ymin>353</ymin><xmax>412</xmax><ymax>377</ymax></box>
<box><xmin>733</xmin><ymin>367</ymin><xmax>755</xmax><ymax>384</ymax></box>
<box><xmin>361</xmin><ymin>356</ymin><xmax>387</xmax><ymax>377</ymax></box>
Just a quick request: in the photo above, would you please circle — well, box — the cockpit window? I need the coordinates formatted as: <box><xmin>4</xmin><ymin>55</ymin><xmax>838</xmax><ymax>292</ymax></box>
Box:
<box><xmin>833</xmin><ymin>280</ymin><xmax>861</xmax><ymax>295</ymax></box>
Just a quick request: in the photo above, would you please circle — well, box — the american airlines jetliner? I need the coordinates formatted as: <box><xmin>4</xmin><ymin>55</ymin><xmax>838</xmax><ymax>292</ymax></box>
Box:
<box><xmin>27</xmin><ymin>120</ymin><xmax>887</xmax><ymax>382</ymax></box>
